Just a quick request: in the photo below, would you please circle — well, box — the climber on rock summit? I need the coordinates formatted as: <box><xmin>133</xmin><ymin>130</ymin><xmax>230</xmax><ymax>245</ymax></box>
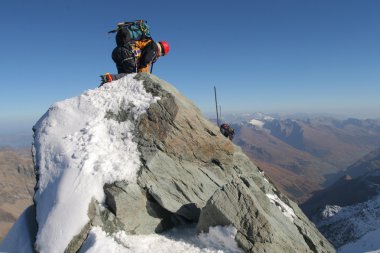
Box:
<box><xmin>100</xmin><ymin>20</ymin><xmax>170</xmax><ymax>86</ymax></box>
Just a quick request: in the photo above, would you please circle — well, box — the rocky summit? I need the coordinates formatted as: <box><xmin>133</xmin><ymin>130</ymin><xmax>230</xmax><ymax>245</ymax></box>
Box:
<box><xmin>1</xmin><ymin>73</ymin><xmax>335</xmax><ymax>253</ymax></box>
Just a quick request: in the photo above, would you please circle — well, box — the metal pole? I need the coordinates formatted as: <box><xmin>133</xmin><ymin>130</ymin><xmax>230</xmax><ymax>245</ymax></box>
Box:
<box><xmin>219</xmin><ymin>105</ymin><xmax>222</xmax><ymax>122</ymax></box>
<box><xmin>214</xmin><ymin>86</ymin><xmax>219</xmax><ymax>126</ymax></box>
<box><xmin>150</xmin><ymin>62</ymin><xmax>154</xmax><ymax>73</ymax></box>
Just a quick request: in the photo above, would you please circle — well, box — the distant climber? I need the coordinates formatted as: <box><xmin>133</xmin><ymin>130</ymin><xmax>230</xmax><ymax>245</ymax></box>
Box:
<box><xmin>100</xmin><ymin>20</ymin><xmax>170</xmax><ymax>86</ymax></box>
<box><xmin>220</xmin><ymin>123</ymin><xmax>235</xmax><ymax>140</ymax></box>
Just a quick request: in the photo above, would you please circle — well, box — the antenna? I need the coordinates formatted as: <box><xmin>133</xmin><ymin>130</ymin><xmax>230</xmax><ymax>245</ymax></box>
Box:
<box><xmin>214</xmin><ymin>86</ymin><xmax>219</xmax><ymax>126</ymax></box>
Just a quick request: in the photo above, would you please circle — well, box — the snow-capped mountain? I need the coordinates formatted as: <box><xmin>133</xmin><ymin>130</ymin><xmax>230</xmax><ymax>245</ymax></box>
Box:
<box><xmin>0</xmin><ymin>74</ymin><xmax>334</xmax><ymax>253</ymax></box>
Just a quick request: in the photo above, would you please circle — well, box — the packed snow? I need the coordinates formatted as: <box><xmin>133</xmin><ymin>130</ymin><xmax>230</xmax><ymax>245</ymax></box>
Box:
<box><xmin>79</xmin><ymin>225</ymin><xmax>243</xmax><ymax>253</ymax></box>
<box><xmin>266</xmin><ymin>193</ymin><xmax>296</xmax><ymax>223</ymax></box>
<box><xmin>32</xmin><ymin>74</ymin><xmax>159</xmax><ymax>253</ymax></box>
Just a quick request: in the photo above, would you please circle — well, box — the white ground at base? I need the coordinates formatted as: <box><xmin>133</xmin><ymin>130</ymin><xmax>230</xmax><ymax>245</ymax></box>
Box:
<box><xmin>79</xmin><ymin>225</ymin><xmax>243</xmax><ymax>253</ymax></box>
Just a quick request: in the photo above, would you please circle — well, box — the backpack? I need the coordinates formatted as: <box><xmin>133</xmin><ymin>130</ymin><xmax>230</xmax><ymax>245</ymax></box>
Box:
<box><xmin>109</xmin><ymin>20</ymin><xmax>151</xmax><ymax>46</ymax></box>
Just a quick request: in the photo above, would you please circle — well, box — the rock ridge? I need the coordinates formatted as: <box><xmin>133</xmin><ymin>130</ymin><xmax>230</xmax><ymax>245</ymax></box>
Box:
<box><xmin>98</xmin><ymin>74</ymin><xmax>335</xmax><ymax>253</ymax></box>
<box><xmin>2</xmin><ymin>73</ymin><xmax>335</xmax><ymax>253</ymax></box>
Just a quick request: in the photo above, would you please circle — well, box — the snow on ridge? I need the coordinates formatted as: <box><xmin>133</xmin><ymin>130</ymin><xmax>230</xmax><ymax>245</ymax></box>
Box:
<box><xmin>253</xmin><ymin>112</ymin><xmax>274</xmax><ymax>121</ymax></box>
<box><xmin>321</xmin><ymin>205</ymin><xmax>342</xmax><ymax>219</ymax></box>
<box><xmin>248</xmin><ymin>113</ymin><xmax>274</xmax><ymax>128</ymax></box>
<box><xmin>79</xmin><ymin>225</ymin><xmax>243</xmax><ymax>253</ymax></box>
<box><xmin>266</xmin><ymin>193</ymin><xmax>296</xmax><ymax>223</ymax></box>
<box><xmin>249</xmin><ymin>119</ymin><xmax>264</xmax><ymax>128</ymax></box>
<box><xmin>263</xmin><ymin>116</ymin><xmax>274</xmax><ymax>121</ymax></box>
<box><xmin>32</xmin><ymin>74</ymin><xmax>159</xmax><ymax>253</ymax></box>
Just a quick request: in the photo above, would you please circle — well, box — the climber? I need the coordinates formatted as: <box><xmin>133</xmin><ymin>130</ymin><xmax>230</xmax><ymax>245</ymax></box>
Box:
<box><xmin>100</xmin><ymin>20</ymin><xmax>170</xmax><ymax>86</ymax></box>
<box><xmin>220</xmin><ymin>123</ymin><xmax>235</xmax><ymax>140</ymax></box>
<box><xmin>112</xmin><ymin>39</ymin><xmax>169</xmax><ymax>74</ymax></box>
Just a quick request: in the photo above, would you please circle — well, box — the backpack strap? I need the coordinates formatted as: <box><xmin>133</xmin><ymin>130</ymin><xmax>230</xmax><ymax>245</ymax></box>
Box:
<box><xmin>139</xmin><ymin>20</ymin><xmax>149</xmax><ymax>37</ymax></box>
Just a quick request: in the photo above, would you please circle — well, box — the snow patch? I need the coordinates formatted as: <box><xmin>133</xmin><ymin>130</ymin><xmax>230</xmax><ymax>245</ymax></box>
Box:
<box><xmin>321</xmin><ymin>205</ymin><xmax>342</xmax><ymax>219</ymax></box>
<box><xmin>249</xmin><ymin>119</ymin><xmax>264</xmax><ymax>128</ymax></box>
<box><xmin>251</xmin><ymin>112</ymin><xmax>274</xmax><ymax>121</ymax></box>
<box><xmin>32</xmin><ymin>74</ymin><xmax>159</xmax><ymax>253</ymax></box>
<box><xmin>79</xmin><ymin>225</ymin><xmax>243</xmax><ymax>253</ymax></box>
<box><xmin>263</xmin><ymin>115</ymin><xmax>274</xmax><ymax>121</ymax></box>
<box><xmin>259</xmin><ymin>169</ymin><xmax>270</xmax><ymax>183</ymax></box>
<box><xmin>266</xmin><ymin>193</ymin><xmax>296</xmax><ymax>223</ymax></box>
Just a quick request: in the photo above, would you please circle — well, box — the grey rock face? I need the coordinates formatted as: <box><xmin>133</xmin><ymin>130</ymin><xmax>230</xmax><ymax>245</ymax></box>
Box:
<box><xmin>197</xmin><ymin>179</ymin><xmax>334</xmax><ymax>253</ymax></box>
<box><xmin>100</xmin><ymin>73</ymin><xmax>334</xmax><ymax>253</ymax></box>
<box><xmin>104</xmin><ymin>181</ymin><xmax>180</xmax><ymax>234</ymax></box>
<box><xmin>26</xmin><ymin>73</ymin><xmax>334</xmax><ymax>252</ymax></box>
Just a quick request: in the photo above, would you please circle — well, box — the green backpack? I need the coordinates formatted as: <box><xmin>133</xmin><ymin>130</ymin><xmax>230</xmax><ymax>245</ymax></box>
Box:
<box><xmin>109</xmin><ymin>20</ymin><xmax>151</xmax><ymax>46</ymax></box>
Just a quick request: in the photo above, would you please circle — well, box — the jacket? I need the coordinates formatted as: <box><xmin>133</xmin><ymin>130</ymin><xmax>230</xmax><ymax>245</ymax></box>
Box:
<box><xmin>112</xmin><ymin>39</ymin><xmax>160</xmax><ymax>74</ymax></box>
<box><xmin>135</xmin><ymin>40</ymin><xmax>160</xmax><ymax>73</ymax></box>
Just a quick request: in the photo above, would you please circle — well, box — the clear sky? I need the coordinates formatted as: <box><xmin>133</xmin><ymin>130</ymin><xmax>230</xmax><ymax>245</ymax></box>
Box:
<box><xmin>1</xmin><ymin>0</ymin><xmax>380</xmax><ymax>133</ymax></box>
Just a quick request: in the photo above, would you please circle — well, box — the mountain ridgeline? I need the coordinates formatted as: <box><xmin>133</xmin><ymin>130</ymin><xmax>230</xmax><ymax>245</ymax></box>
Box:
<box><xmin>0</xmin><ymin>74</ymin><xmax>334</xmax><ymax>253</ymax></box>
<box><xmin>231</xmin><ymin>115</ymin><xmax>380</xmax><ymax>202</ymax></box>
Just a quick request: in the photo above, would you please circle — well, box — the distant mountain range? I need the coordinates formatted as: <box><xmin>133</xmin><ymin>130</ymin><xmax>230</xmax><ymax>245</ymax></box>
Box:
<box><xmin>225</xmin><ymin>113</ymin><xmax>380</xmax><ymax>202</ymax></box>
<box><xmin>302</xmin><ymin>147</ymin><xmax>380</xmax><ymax>216</ymax></box>
<box><xmin>223</xmin><ymin>113</ymin><xmax>380</xmax><ymax>251</ymax></box>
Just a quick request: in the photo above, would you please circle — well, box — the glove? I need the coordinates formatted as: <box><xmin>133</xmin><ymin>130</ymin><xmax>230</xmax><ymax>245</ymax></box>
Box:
<box><xmin>99</xmin><ymin>73</ymin><xmax>114</xmax><ymax>86</ymax></box>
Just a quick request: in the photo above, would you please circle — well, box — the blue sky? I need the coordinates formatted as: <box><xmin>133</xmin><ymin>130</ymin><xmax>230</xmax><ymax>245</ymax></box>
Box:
<box><xmin>1</xmin><ymin>0</ymin><xmax>380</xmax><ymax>133</ymax></box>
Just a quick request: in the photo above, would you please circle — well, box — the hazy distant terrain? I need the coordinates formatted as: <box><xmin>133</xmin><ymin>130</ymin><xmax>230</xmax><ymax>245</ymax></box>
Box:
<box><xmin>0</xmin><ymin>147</ymin><xmax>35</xmax><ymax>241</ymax></box>
<box><xmin>229</xmin><ymin>114</ymin><xmax>380</xmax><ymax>203</ymax></box>
<box><xmin>0</xmin><ymin>132</ymin><xmax>33</xmax><ymax>148</ymax></box>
